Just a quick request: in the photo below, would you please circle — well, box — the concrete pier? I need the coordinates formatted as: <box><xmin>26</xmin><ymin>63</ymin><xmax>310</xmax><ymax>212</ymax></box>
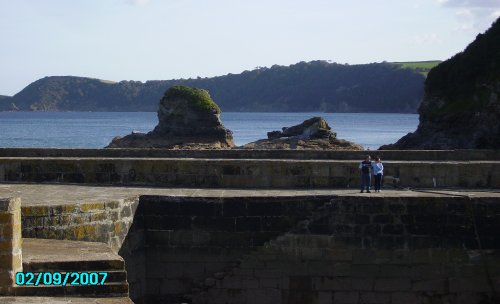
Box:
<box><xmin>0</xmin><ymin>148</ymin><xmax>498</xmax><ymax>303</ymax></box>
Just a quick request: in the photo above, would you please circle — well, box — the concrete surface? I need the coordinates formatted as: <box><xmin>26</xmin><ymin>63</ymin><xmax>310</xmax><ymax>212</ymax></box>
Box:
<box><xmin>0</xmin><ymin>183</ymin><xmax>499</xmax><ymax>207</ymax></box>
<box><xmin>0</xmin><ymin>297</ymin><xmax>133</xmax><ymax>303</ymax></box>
<box><xmin>22</xmin><ymin>238</ymin><xmax>123</xmax><ymax>266</ymax></box>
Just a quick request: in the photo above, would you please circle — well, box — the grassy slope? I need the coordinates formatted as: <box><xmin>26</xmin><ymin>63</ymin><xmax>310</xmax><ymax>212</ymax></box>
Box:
<box><xmin>391</xmin><ymin>60</ymin><xmax>442</xmax><ymax>76</ymax></box>
<box><xmin>391</xmin><ymin>60</ymin><xmax>442</xmax><ymax>77</ymax></box>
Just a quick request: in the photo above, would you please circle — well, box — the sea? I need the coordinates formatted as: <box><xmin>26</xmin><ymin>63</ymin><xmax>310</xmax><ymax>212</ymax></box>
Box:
<box><xmin>0</xmin><ymin>112</ymin><xmax>418</xmax><ymax>150</ymax></box>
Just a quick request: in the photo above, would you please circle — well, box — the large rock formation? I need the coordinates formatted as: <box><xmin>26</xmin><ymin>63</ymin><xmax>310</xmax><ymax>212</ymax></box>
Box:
<box><xmin>381</xmin><ymin>17</ymin><xmax>500</xmax><ymax>150</ymax></box>
<box><xmin>242</xmin><ymin>117</ymin><xmax>363</xmax><ymax>150</ymax></box>
<box><xmin>106</xmin><ymin>86</ymin><xmax>234</xmax><ymax>149</ymax></box>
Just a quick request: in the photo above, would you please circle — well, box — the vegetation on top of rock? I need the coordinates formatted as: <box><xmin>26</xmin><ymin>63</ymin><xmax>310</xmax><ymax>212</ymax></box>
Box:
<box><xmin>106</xmin><ymin>85</ymin><xmax>233</xmax><ymax>149</ymax></box>
<box><xmin>163</xmin><ymin>86</ymin><xmax>221</xmax><ymax>113</ymax></box>
<box><xmin>2</xmin><ymin>61</ymin><xmax>426</xmax><ymax>113</ymax></box>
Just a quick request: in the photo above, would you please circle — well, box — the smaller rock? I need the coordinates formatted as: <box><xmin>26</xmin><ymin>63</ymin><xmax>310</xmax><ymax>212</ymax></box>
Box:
<box><xmin>266</xmin><ymin>117</ymin><xmax>334</xmax><ymax>140</ymax></box>
<box><xmin>244</xmin><ymin>117</ymin><xmax>362</xmax><ymax>150</ymax></box>
<box><xmin>267</xmin><ymin>130</ymin><xmax>282</xmax><ymax>139</ymax></box>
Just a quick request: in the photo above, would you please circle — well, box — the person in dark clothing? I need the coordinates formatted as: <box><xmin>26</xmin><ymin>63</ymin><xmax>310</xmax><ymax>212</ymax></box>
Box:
<box><xmin>359</xmin><ymin>155</ymin><xmax>372</xmax><ymax>193</ymax></box>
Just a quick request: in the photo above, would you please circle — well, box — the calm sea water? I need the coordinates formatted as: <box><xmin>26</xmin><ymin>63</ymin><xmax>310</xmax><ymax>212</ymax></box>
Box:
<box><xmin>0</xmin><ymin>112</ymin><xmax>418</xmax><ymax>150</ymax></box>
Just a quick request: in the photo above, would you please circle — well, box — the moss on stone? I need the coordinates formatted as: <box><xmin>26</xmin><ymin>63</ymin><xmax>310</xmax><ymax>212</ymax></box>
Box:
<box><xmin>79</xmin><ymin>202</ymin><xmax>106</xmax><ymax>212</ymax></box>
<box><xmin>164</xmin><ymin>86</ymin><xmax>221</xmax><ymax>113</ymax></box>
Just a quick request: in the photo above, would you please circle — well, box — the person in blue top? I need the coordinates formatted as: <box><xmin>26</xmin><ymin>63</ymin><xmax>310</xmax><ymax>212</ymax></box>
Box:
<box><xmin>372</xmin><ymin>157</ymin><xmax>384</xmax><ymax>192</ymax></box>
<box><xmin>359</xmin><ymin>155</ymin><xmax>372</xmax><ymax>193</ymax></box>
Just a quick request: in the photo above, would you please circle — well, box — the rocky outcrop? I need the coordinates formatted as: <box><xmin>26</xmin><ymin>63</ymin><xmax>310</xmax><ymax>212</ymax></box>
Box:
<box><xmin>381</xmin><ymin>17</ymin><xmax>500</xmax><ymax>150</ymax></box>
<box><xmin>106</xmin><ymin>86</ymin><xmax>234</xmax><ymax>149</ymax></box>
<box><xmin>242</xmin><ymin>117</ymin><xmax>363</xmax><ymax>150</ymax></box>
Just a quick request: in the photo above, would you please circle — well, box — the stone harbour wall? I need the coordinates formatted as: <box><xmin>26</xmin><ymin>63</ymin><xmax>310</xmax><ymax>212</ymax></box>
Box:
<box><xmin>135</xmin><ymin>195</ymin><xmax>500</xmax><ymax>304</ymax></box>
<box><xmin>13</xmin><ymin>193</ymin><xmax>500</xmax><ymax>303</ymax></box>
<box><xmin>1</xmin><ymin>148</ymin><xmax>500</xmax><ymax>161</ymax></box>
<box><xmin>1</xmin><ymin>158</ymin><xmax>499</xmax><ymax>189</ymax></box>
<box><xmin>195</xmin><ymin>235</ymin><xmax>500</xmax><ymax>304</ymax></box>
<box><xmin>20</xmin><ymin>198</ymin><xmax>146</xmax><ymax>301</ymax></box>
<box><xmin>191</xmin><ymin>195</ymin><xmax>500</xmax><ymax>304</ymax></box>
<box><xmin>0</xmin><ymin>198</ymin><xmax>22</xmax><ymax>296</ymax></box>
<box><xmin>307</xmin><ymin>195</ymin><xmax>500</xmax><ymax>250</ymax></box>
<box><xmin>21</xmin><ymin>197</ymin><xmax>140</xmax><ymax>253</ymax></box>
<box><xmin>136</xmin><ymin>195</ymin><xmax>328</xmax><ymax>304</ymax></box>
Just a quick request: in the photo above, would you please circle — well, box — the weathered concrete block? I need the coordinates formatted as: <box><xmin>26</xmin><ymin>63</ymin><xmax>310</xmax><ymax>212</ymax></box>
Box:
<box><xmin>411</xmin><ymin>265</ymin><xmax>446</xmax><ymax>280</ymax></box>
<box><xmin>316</xmin><ymin>291</ymin><xmax>333</xmax><ymax>304</ymax></box>
<box><xmin>254</xmin><ymin>269</ymin><xmax>282</xmax><ymax>278</ymax></box>
<box><xmin>259</xmin><ymin>277</ymin><xmax>281</xmax><ymax>289</ymax></box>
<box><xmin>377</xmin><ymin>265</ymin><xmax>412</xmax><ymax>277</ymax></box>
<box><xmin>352</xmin><ymin>249</ymin><xmax>377</xmax><ymax>264</ymax></box>
<box><xmin>333</xmin><ymin>291</ymin><xmax>359</xmax><ymax>304</ymax></box>
<box><xmin>391</xmin><ymin>292</ymin><xmax>418</xmax><ymax>304</ymax></box>
<box><xmin>221</xmin><ymin>277</ymin><xmax>242</xmax><ymax>289</ymax></box>
<box><xmin>358</xmin><ymin>292</ymin><xmax>392</xmax><ymax>304</ymax></box>
<box><xmin>351</xmin><ymin>278</ymin><xmax>374</xmax><ymax>291</ymax></box>
<box><xmin>241</xmin><ymin>279</ymin><xmax>259</xmax><ymax>289</ymax></box>
<box><xmin>412</xmin><ymin>279</ymin><xmax>447</xmax><ymax>292</ymax></box>
<box><xmin>449</xmin><ymin>277</ymin><xmax>492</xmax><ymax>293</ymax></box>
<box><xmin>409</xmin><ymin>249</ymin><xmax>431</xmax><ymax>264</ymax></box>
<box><xmin>373</xmin><ymin>278</ymin><xmax>411</xmax><ymax>291</ymax></box>
<box><xmin>313</xmin><ymin>277</ymin><xmax>351</xmax><ymax>291</ymax></box>
<box><xmin>323</xmin><ymin>249</ymin><xmax>353</xmax><ymax>261</ymax></box>
<box><xmin>351</xmin><ymin>265</ymin><xmax>380</xmax><ymax>277</ymax></box>
<box><xmin>245</xmin><ymin>288</ymin><xmax>281</xmax><ymax>304</ymax></box>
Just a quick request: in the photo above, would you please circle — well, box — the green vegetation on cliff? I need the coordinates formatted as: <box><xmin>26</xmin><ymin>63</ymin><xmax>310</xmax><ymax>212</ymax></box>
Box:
<box><xmin>164</xmin><ymin>86</ymin><xmax>221</xmax><ymax>113</ymax></box>
<box><xmin>392</xmin><ymin>61</ymin><xmax>442</xmax><ymax>76</ymax></box>
<box><xmin>3</xmin><ymin>61</ymin><xmax>426</xmax><ymax>113</ymax></box>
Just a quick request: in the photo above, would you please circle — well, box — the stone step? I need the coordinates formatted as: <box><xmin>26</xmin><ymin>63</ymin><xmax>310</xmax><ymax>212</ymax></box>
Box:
<box><xmin>0</xmin><ymin>297</ymin><xmax>134</xmax><ymax>304</ymax></box>
<box><xmin>22</xmin><ymin>238</ymin><xmax>125</xmax><ymax>272</ymax></box>
<box><xmin>12</xmin><ymin>282</ymin><xmax>129</xmax><ymax>297</ymax></box>
<box><xmin>19</xmin><ymin>238</ymin><xmax>129</xmax><ymax>298</ymax></box>
<box><xmin>23</xmin><ymin>260</ymin><xmax>125</xmax><ymax>272</ymax></box>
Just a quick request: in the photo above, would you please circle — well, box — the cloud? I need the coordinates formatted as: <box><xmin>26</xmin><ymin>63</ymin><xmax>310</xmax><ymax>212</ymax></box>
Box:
<box><xmin>437</xmin><ymin>0</ymin><xmax>500</xmax><ymax>32</ymax></box>
<box><xmin>124</xmin><ymin>0</ymin><xmax>151</xmax><ymax>6</ymax></box>
<box><xmin>413</xmin><ymin>33</ymin><xmax>441</xmax><ymax>45</ymax></box>
<box><xmin>438</xmin><ymin>0</ymin><xmax>500</xmax><ymax>8</ymax></box>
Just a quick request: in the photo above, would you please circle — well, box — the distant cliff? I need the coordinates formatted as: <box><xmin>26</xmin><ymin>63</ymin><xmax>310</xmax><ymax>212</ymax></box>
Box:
<box><xmin>2</xmin><ymin>61</ymin><xmax>425</xmax><ymax>113</ymax></box>
<box><xmin>381</xmin><ymin>17</ymin><xmax>500</xmax><ymax>149</ymax></box>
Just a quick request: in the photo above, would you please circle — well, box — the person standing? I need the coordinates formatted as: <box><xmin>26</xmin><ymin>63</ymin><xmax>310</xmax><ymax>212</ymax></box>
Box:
<box><xmin>359</xmin><ymin>155</ymin><xmax>372</xmax><ymax>193</ymax></box>
<box><xmin>372</xmin><ymin>157</ymin><xmax>384</xmax><ymax>192</ymax></box>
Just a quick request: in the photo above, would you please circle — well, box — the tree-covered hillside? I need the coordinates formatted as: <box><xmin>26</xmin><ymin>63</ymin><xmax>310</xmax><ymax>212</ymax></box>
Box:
<box><xmin>423</xmin><ymin>17</ymin><xmax>500</xmax><ymax>117</ymax></box>
<box><xmin>380</xmin><ymin>17</ymin><xmax>500</xmax><ymax>149</ymax></box>
<box><xmin>3</xmin><ymin>61</ymin><xmax>425</xmax><ymax>113</ymax></box>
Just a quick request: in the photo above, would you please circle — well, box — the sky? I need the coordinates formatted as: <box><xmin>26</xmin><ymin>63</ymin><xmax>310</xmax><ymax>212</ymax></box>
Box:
<box><xmin>0</xmin><ymin>0</ymin><xmax>499</xmax><ymax>96</ymax></box>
